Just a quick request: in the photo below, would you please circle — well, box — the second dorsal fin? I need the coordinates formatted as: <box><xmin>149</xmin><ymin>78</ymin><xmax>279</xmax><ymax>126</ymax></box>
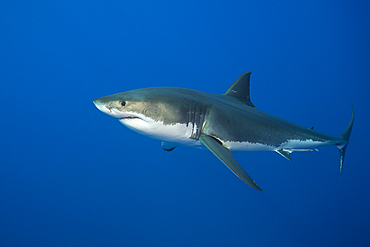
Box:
<box><xmin>223</xmin><ymin>72</ymin><xmax>254</xmax><ymax>107</ymax></box>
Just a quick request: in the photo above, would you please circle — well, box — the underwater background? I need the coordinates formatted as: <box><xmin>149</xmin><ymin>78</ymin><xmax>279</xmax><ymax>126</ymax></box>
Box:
<box><xmin>1</xmin><ymin>1</ymin><xmax>369</xmax><ymax>246</ymax></box>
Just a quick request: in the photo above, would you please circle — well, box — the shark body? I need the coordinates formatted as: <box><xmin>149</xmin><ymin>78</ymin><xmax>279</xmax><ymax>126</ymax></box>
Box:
<box><xmin>93</xmin><ymin>72</ymin><xmax>354</xmax><ymax>191</ymax></box>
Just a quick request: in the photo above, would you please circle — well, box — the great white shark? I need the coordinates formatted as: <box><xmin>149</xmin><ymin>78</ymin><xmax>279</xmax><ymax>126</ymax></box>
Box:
<box><xmin>93</xmin><ymin>72</ymin><xmax>354</xmax><ymax>191</ymax></box>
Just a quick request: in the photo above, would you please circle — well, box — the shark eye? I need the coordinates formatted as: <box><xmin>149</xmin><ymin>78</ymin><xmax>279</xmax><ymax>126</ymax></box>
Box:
<box><xmin>121</xmin><ymin>101</ymin><xmax>126</xmax><ymax>106</ymax></box>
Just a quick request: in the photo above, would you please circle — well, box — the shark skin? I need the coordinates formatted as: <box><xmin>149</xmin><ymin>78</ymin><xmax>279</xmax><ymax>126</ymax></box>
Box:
<box><xmin>93</xmin><ymin>72</ymin><xmax>354</xmax><ymax>191</ymax></box>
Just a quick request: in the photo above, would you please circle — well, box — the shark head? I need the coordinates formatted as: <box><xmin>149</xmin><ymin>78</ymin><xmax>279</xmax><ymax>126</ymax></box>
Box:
<box><xmin>93</xmin><ymin>88</ymin><xmax>199</xmax><ymax>143</ymax></box>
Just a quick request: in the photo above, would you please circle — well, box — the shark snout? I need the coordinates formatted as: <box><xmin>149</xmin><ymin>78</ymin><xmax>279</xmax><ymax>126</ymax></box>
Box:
<box><xmin>93</xmin><ymin>98</ymin><xmax>127</xmax><ymax>118</ymax></box>
<box><xmin>93</xmin><ymin>98</ymin><xmax>102</xmax><ymax>108</ymax></box>
<box><xmin>93</xmin><ymin>98</ymin><xmax>111</xmax><ymax>114</ymax></box>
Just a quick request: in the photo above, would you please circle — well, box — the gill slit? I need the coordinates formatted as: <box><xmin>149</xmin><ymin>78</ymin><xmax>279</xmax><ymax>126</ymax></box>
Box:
<box><xmin>187</xmin><ymin>100</ymin><xmax>208</xmax><ymax>140</ymax></box>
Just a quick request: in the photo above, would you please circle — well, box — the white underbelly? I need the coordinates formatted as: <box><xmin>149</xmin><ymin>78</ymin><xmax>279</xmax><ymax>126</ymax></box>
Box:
<box><xmin>120</xmin><ymin>118</ymin><xmax>203</xmax><ymax>147</ymax></box>
<box><xmin>223</xmin><ymin>138</ymin><xmax>330</xmax><ymax>152</ymax></box>
<box><xmin>223</xmin><ymin>141</ymin><xmax>276</xmax><ymax>152</ymax></box>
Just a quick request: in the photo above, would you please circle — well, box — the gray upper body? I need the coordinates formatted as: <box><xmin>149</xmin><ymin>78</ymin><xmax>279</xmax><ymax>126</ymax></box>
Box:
<box><xmin>93</xmin><ymin>72</ymin><xmax>354</xmax><ymax>191</ymax></box>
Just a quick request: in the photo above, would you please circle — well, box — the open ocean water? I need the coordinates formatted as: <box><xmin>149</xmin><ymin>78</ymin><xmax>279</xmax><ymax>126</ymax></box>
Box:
<box><xmin>1</xmin><ymin>1</ymin><xmax>369</xmax><ymax>246</ymax></box>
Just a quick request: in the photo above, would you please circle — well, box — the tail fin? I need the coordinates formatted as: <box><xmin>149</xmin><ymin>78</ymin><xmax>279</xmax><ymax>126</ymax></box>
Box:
<box><xmin>337</xmin><ymin>104</ymin><xmax>354</xmax><ymax>174</ymax></box>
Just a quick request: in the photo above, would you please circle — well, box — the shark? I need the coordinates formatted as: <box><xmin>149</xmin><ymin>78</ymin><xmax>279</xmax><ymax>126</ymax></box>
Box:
<box><xmin>93</xmin><ymin>72</ymin><xmax>354</xmax><ymax>191</ymax></box>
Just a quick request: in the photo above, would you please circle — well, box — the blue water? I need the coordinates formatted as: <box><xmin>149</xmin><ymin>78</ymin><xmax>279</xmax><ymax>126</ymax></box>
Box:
<box><xmin>1</xmin><ymin>1</ymin><xmax>369</xmax><ymax>246</ymax></box>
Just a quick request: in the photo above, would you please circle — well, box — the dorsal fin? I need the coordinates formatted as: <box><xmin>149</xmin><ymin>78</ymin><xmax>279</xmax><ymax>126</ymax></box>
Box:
<box><xmin>223</xmin><ymin>72</ymin><xmax>254</xmax><ymax>107</ymax></box>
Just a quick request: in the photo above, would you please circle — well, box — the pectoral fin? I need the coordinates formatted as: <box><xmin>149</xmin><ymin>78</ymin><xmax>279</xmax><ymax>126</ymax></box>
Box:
<box><xmin>161</xmin><ymin>141</ymin><xmax>179</xmax><ymax>152</ymax></box>
<box><xmin>199</xmin><ymin>134</ymin><xmax>262</xmax><ymax>191</ymax></box>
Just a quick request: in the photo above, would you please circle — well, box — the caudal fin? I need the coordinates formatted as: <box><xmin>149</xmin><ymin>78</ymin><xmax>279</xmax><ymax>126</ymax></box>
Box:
<box><xmin>337</xmin><ymin>104</ymin><xmax>354</xmax><ymax>174</ymax></box>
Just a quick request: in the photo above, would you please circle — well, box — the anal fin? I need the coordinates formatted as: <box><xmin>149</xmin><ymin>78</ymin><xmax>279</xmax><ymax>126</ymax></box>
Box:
<box><xmin>199</xmin><ymin>134</ymin><xmax>262</xmax><ymax>191</ymax></box>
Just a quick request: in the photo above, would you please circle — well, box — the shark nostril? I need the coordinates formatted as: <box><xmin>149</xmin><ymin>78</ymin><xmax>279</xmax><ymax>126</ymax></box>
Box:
<box><xmin>105</xmin><ymin>106</ymin><xmax>112</xmax><ymax>113</ymax></box>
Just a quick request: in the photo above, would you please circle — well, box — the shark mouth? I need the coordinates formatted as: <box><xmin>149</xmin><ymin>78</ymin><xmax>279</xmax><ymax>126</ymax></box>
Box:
<box><xmin>119</xmin><ymin>112</ymin><xmax>150</xmax><ymax>126</ymax></box>
<box><xmin>120</xmin><ymin>117</ymin><xmax>140</xmax><ymax>120</ymax></box>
